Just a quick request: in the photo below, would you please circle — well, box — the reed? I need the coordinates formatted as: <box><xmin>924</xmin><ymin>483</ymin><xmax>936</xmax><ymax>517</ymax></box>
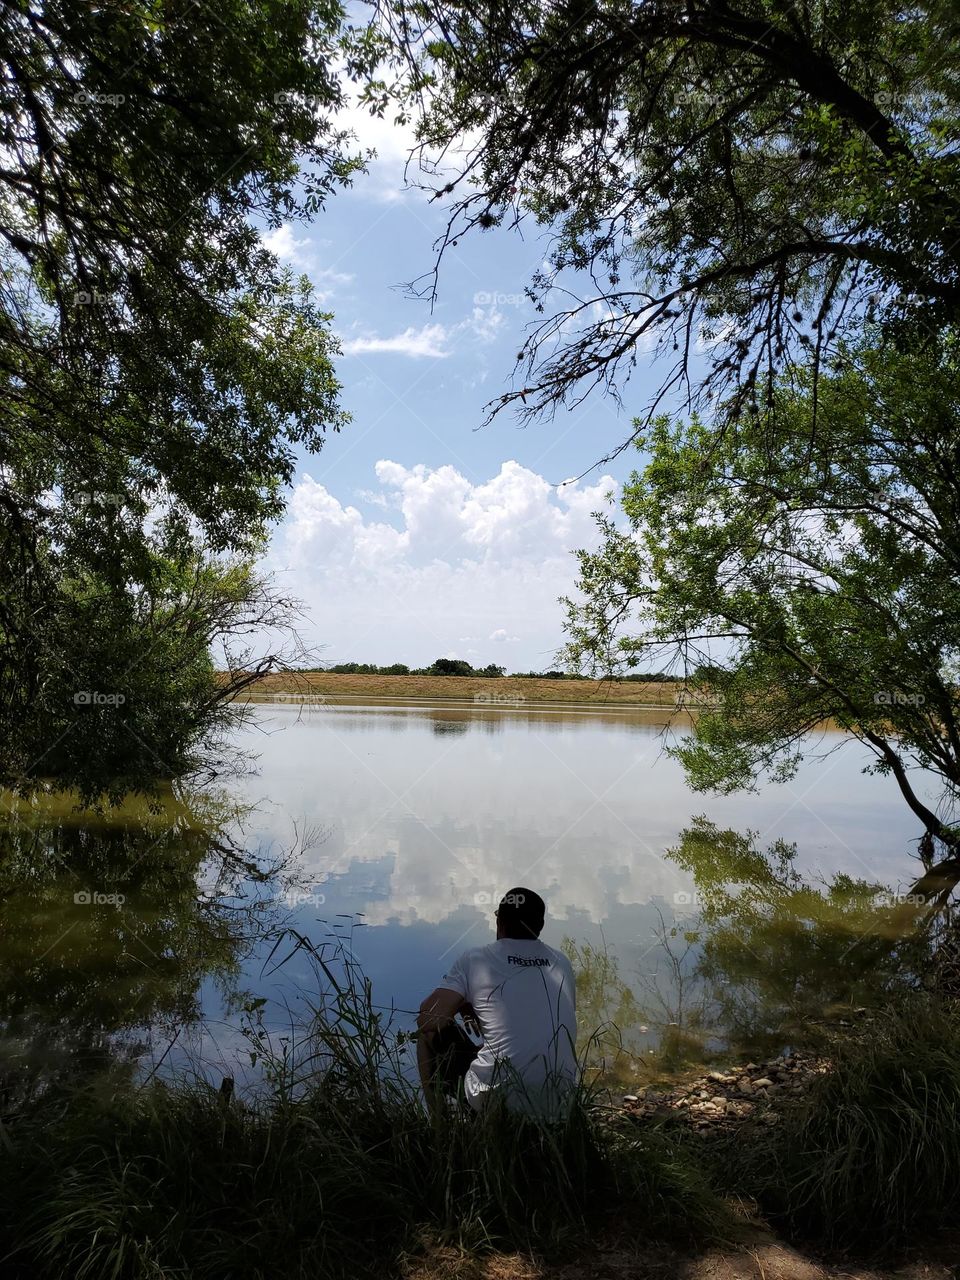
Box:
<box><xmin>715</xmin><ymin>992</ymin><xmax>960</xmax><ymax>1251</ymax></box>
<box><xmin>0</xmin><ymin>934</ymin><xmax>728</xmax><ymax>1279</ymax></box>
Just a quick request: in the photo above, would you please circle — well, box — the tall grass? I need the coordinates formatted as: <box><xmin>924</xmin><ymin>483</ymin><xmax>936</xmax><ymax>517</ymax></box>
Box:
<box><xmin>0</xmin><ymin>933</ymin><xmax>729</xmax><ymax>1279</ymax></box>
<box><xmin>7</xmin><ymin>936</ymin><xmax>957</xmax><ymax>1274</ymax></box>
<box><xmin>719</xmin><ymin>993</ymin><xmax>960</xmax><ymax>1252</ymax></box>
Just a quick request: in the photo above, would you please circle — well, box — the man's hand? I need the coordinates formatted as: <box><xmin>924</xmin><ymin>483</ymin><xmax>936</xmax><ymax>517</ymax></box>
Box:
<box><xmin>459</xmin><ymin>1002</ymin><xmax>481</xmax><ymax>1038</ymax></box>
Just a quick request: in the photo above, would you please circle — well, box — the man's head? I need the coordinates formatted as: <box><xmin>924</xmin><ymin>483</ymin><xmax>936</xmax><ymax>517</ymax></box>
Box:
<box><xmin>495</xmin><ymin>887</ymin><xmax>545</xmax><ymax>940</ymax></box>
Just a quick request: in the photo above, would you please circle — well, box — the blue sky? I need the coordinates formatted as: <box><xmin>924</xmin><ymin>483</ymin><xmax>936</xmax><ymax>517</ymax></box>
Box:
<box><xmin>260</xmin><ymin>102</ymin><xmax>664</xmax><ymax>672</ymax></box>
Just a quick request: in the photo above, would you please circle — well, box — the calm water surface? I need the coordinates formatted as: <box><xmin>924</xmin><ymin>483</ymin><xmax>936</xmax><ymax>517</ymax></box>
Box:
<box><xmin>0</xmin><ymin>701</ymin><xmax>932</xmax><ymax>1088</ymax></box>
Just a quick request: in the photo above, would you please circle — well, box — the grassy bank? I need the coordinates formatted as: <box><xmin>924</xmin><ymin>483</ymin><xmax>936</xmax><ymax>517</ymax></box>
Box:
<box><xmin>714</xmin><ymin>993</ymin><xmax>960</xmax><ymax>1251</ymax></box>
<box><xmin>2</xmin><ymin>953</ymin><xmax>957</xmax><ymax>1278</ymax></box>
<box><xmin>0</xmin><ymin>1075</ymin><xmax>734</xmax><ymax>1280</ymax></box>
<box><xmin>227</xmin><ymin>671</ymin><xmax>682</xmax><ymax>706</ymax></box>
<box><xmin>0</xmin><ymin>942</ymin><xmax>727</xmax><ymax>1279</ymax></box>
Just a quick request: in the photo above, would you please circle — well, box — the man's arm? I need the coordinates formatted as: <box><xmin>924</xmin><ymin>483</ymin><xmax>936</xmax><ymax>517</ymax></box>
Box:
<box><xmin>417</xmin><ymin>986</ymin><xmax>465</xmax><ymax>1034</ymax></box>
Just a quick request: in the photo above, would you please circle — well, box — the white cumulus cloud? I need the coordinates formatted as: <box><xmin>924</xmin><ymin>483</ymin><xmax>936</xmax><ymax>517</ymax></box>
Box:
<box><xmin>340</xmin><ymin>323</ymin><xmax>451</xmax><ymax>359</ymax></box>
<box><xmin>267</xmin><ymin>461</ymin><xmax>618</xmax><ymax>669</ymax></box>
<box><xmin>262</xmin><ymin>223</ymin><xmax>313</xmax><ymax>267</ymax></box>
<box><xmin>340</xmin><ymin>305</ymin><xmax>506</xmax><ymax>361</ymax></box>
<box><xmin>261</xmin><ymin>224</ymin><xmax>355</xmax><ymax>301</ymax></box>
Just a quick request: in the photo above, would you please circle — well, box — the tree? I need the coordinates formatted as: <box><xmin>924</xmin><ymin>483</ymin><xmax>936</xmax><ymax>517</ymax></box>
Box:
<box><xmin>561</xmin><ymin>935</ymin><xmax>643</xmax><ymax>1076</ymax></box>
<box><xmin>381</xmin><ymin>0</ymin><xmax>960</xmax><ymax>436</ymax></box>
<box><xmin>0</xmin><ymin>0</ymin><xmax>358</xmax><ymax>555</ymax></box>
<box><xmin>427</xmin><ymin>656</ymin><xmax>474</xmax><ymax>676</ymax></box>
<box><xmin>563</xmin><ymin>337</ymin><xmax>960</xmax><ymax>904</ymax></box>
<box><xmin>0</xmin><ymin>2</ymin><xmax>367</xmax><ymax>791</ymax></box>
<box><xmin>2</xmin><ymin>518</ymin><xmax>312</xmax><ymax>803</ymax></box>
<box><xmin>0</xmin><ymin>787</ymin><xmax>279</xmax><ymax>1094</ymax></box>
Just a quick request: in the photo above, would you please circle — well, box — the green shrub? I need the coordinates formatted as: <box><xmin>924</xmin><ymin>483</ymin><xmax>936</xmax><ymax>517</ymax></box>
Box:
<box><xmin>725</xmin><ymin>994</ymin><xmax>960</xmax><ymax>1251</ymax></box>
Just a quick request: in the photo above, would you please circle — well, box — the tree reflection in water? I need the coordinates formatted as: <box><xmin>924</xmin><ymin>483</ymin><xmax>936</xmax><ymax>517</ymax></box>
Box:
<box><xmin>665</xmin><ymin>817</ymin><xmax>939</xmax><ymax>1057</ymax></box>
<box><xmin>0</xmin><ymin>788</ymin><xmax>287</xmax><ymax>1106</ymax></box>
<box><xmin>563</xmin><ymin>817</ymin><xmax>943</xmax><ymax>1085</ymax></box>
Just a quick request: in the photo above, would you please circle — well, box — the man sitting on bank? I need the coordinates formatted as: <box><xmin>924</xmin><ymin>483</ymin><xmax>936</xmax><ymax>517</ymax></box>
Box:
<box><xmin>417</xmin><ymin>887</ymin><xmax>578</xmax><ymax>1116</ymax></box>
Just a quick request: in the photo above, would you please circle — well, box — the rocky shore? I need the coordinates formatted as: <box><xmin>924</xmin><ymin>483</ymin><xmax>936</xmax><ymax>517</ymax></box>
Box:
<box><xmin>619</xmin><ymin>1052</ymin><xmax>829</xmax><ymax>1133</ymax></box>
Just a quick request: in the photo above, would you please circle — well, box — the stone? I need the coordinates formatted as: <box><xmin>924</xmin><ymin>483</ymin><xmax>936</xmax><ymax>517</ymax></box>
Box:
<box><xmin>753</xmin><ymin>1077</ymin><xmax>774</xmax><ymax>1089</ymax></box>
<box><xmin>622</xmin><ymin>1094</ymin><xmax>639</xmax><ymax>1103</ymax></box>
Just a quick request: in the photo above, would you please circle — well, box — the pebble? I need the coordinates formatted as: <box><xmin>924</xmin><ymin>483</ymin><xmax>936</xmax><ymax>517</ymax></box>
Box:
<box><xmin>615</xmin><ymin>1052</ymin><xmax>823</xmax><ymax>1134</ymax></box>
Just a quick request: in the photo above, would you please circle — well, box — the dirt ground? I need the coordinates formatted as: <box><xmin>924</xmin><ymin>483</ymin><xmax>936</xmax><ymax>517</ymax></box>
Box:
<box><xmin>402</xmin><ymin>1235</ymin><xmax>958</xmax><ymax>1280</ymax></box>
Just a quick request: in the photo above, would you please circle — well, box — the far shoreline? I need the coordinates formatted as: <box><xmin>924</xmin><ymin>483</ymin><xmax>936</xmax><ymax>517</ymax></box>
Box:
<box><xmin>222</xmin><ymin>670</ymin><xmax>684</xmax><ymax>709</ymax></box>
<box><xmin>223</xmin><ymin>672</ymin><xmax>848</xmax><ymax>733</ymax></box>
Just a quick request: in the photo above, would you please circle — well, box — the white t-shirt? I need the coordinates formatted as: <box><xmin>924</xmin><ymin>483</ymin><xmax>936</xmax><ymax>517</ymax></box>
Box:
<box><xmin>441</xmin><ymin>937</ymin><xmax>578</xmax><ymax>1115</ymax></box>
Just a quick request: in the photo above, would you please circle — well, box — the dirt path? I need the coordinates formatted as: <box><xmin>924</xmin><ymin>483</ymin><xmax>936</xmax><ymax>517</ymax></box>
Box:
<box><xmin>404</xmin><ymin>1237</ymin><xmax>956</xmax><ymax>1280</ymax></box>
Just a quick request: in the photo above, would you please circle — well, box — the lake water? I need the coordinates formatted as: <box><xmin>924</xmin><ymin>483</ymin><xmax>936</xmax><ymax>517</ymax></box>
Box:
<box><xmin>0</xmin><ymin>700</ymin><xmax>932</xmax><ymax>1092</ymax></box>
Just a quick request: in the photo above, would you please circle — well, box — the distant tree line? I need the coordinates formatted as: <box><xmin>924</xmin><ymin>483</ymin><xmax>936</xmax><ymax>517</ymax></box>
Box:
<box><xmin>311</xmin><ymin>658</ymin><xmax>506</xmax><ymax>677</ymax></box>
<box><xmin>307</xmin><ymin>659</ymin><xmax>681</xmax><ymax>680</ymax></box>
